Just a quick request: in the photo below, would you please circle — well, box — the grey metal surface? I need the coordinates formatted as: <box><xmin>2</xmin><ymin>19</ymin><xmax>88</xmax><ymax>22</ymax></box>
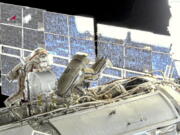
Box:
<box><xmin>49</xmin><ymin>92</ymin><xmax>180</xmax><ymax>135</ymax></box>
<box><xmin>0</xmin><ymin>90</ymin><xmax>179</xmax><ymax>135</ymax></box>
<box><xmin>26</xmin><ymin>71</ymin><xmax>57</xmax><ymax>99</ymax></box>
<box><xmin>0</xmin><ymin>124</ymin><xmax>33</xmax><ymax>135</ymax></box>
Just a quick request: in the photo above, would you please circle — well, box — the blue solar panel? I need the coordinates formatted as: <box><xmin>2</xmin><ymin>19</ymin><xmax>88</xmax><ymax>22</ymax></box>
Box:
<box><xmin>103</xmin><ymin>68</ymin><xmax>121</xmax><ymax>77</ymax></box>
<box><xmin>170</xmin><ymin>62</ymin><xmax>180</xmax><ymax>79</ymax></box>
<box><xmin>23</xmin><ymin>28</ymin><xmax>45</xmax><ymax>50</ymax></box>
<box><xmin>69</xmin><ymin>16</ymin><xmax>94</xmax><ymax>40</ymax></box>
<box><xmin>2</xmin><ymin>46</ymin><xmax>20</xmax><ymax>56</ymax></box>
<box><xmin>23</xmin><ymin>7</ymin><xmax>44</xmax><ymax>30</ymax></box>
<box><xmin>45</xmin><ymin>34</ymin><xmax>69</xmax><ymax>57</ymax></box>
<box><xmin>70</xmin><ymin>38</ymin><xmax>95</xmax><ymax>59</ymax></box>
<box><xmin>90</xmin><ymin>81</ymin><xmax>98</xmax><ymax>87</ymax></box>
<box><xmin>125</xmin><ymin>47</ymin><xmax>152</xmax><ymax>72</ymax></box>
<box><xmin>98</xmin><ymin>76</ymin><xmax>116</xmax><ymax>85</ymax></box>
<box><xmin>98</xmin><ymin>35</ymin><xmax>124</xmax><ymax>44</ymax></box>
<box><xmin>44</xmin><ymin>12</ymin><xmax>68</xmax><ymax>36</ymax></box>
<box><xmin>53</xmin><ymin>57</ymin><xmax>68</xmax><ymax>65</ymax></box>
<box><xmin>51</xmin><ymin>65</ymin><xmax>65</xmax><ymax>79</ymax></box>
<box><xmin>0</xmin><ymin>24</ymin><xmax>22</xmax><ymax>48</ymax></box>
<box><xmin>1</xmin><ymin>55</ymin><xmax>20</xmax><ymax>74</ymax></box>
<box><xmin>1</xmin><ymin>75</ymin><xmax>18</xmax><ymax>96</ymax></box>
<box><xmin>152</xmin><ymin>52</ymin><xmax>172</xmax><ymax>75</ymax></box>
<box><xmin>152</xmin><ymin>46</ymin><xmax>170</xmax><ymax>53</ymax></box>
<box><xmin>24</xmin><ymin>51</ymin><xmax>32</xmax><ymax>57</ymax></box>
<box><xmin>172</xmin><ymin>68</ymin><xmax>179</xmax><ymax>79</ymax></box>
<box><xmin>98</xmin><ymin>42</ymin><xmax>124</xmax><ymax>68</ymax></box>
<box><xmin>127</xmin><ymin>42</ymin><xmax>152</xmax><ymax>50</ymax></box>
<box><xmin>0</xmin><ymin>3</ymin><xmax>22</xmax><ymax>26</ymax></box>
<box><xmin>126</xmin><ymin>71</ymin><xmax>143</xmax><ymax>78</ymax></box>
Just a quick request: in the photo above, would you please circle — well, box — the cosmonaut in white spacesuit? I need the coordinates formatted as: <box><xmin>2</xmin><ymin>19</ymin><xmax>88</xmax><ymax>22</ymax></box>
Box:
<box><xmin>4</xmin><ymin>48</ymin><xmax>52</xmax><ymax>107</ymax></box>
<box><xmin>56</xmin><ymin>52</ymin><xmax>113</xmax><ymax>97</ymax></box>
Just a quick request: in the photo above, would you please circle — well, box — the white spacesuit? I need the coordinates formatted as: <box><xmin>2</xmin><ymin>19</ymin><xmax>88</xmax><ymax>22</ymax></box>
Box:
<box><xmin>4</xmin><ymin>48</ymin><xmax>53</xmax><ymax>107</ymax></box>
<box><xmin>56</xmin><ymin>52</ymin><xmax>113</xmax><ymax>97</ymax></box>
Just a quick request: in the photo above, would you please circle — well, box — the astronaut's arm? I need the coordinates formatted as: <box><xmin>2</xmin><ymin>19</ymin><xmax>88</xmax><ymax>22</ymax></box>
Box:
<box><xmin>4</xmin><ymin>71</ymin><xmax>25</xmax><ymax>107</ymax></box>
<box><xmin>6</xmin><ymin>63</ymin><xmax>22</xmax><ymax>81</ymax></box>
<box><xmin>6</xmin><ymin>55</ymin><xmax>30</xmax><ymax>81</ymax></box>
<box><xmin>92</xmin><ymin>57</ymin><xmax>113</xmax><ymax>73</ymax></box>
<box><xmin>84</xmin><ymin>57</ymin><xmax>113</xmax><ymax>81</ymax></box>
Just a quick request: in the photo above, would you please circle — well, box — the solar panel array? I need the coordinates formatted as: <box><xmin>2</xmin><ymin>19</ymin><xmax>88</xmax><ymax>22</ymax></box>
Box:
<box><xmin>0</xmin><ymin>2</ymin><xmax>179</xmax><ymax>96</ymax></box>
<box><xmin>97</xmin><ymin>24</ymin><xmax>176</xmax><ymax>84</ymax></box>
<box><xmin>0</xmin><ymin>2</ymin><xmax>95</xmax><ymax>96</ymax></box>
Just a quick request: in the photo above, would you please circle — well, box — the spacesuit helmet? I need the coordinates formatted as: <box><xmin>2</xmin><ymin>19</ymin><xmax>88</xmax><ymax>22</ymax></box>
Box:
<box><xmin>75</xmin><ymin>52</ymin><xmax>88</xmax><ymax>56</ymax></box>
<box><xmin>74</xmin><ymin>52</ymin><xmax>89</xmax><ymax>64</ymax></box>
<box><xmin>34</xmin><ymin>48</ymin><xmax>48</xmax><ymax>56</ymax></box>
<box><xmin>30</xmin><ymin>48</ymin><xmax>48</xmax><ymax>60</ymax></box>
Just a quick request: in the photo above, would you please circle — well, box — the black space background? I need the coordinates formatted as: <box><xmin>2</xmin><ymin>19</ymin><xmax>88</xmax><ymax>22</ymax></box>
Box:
<box><xmin>0</xmin><ymin>0</ymin><xmax>171</xmax><ymax>35</ymax></box>
<box><xmin>0</xmin><ymin>0</ymin><xmax>171</xmax><ymax>107</ymax></box>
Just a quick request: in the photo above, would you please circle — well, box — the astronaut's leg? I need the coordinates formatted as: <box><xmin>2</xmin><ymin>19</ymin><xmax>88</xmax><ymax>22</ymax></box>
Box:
<box><xmin>4</xmin><ymin>91</ymin><xmax>23</xmax><ymax>107</ymax></box>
